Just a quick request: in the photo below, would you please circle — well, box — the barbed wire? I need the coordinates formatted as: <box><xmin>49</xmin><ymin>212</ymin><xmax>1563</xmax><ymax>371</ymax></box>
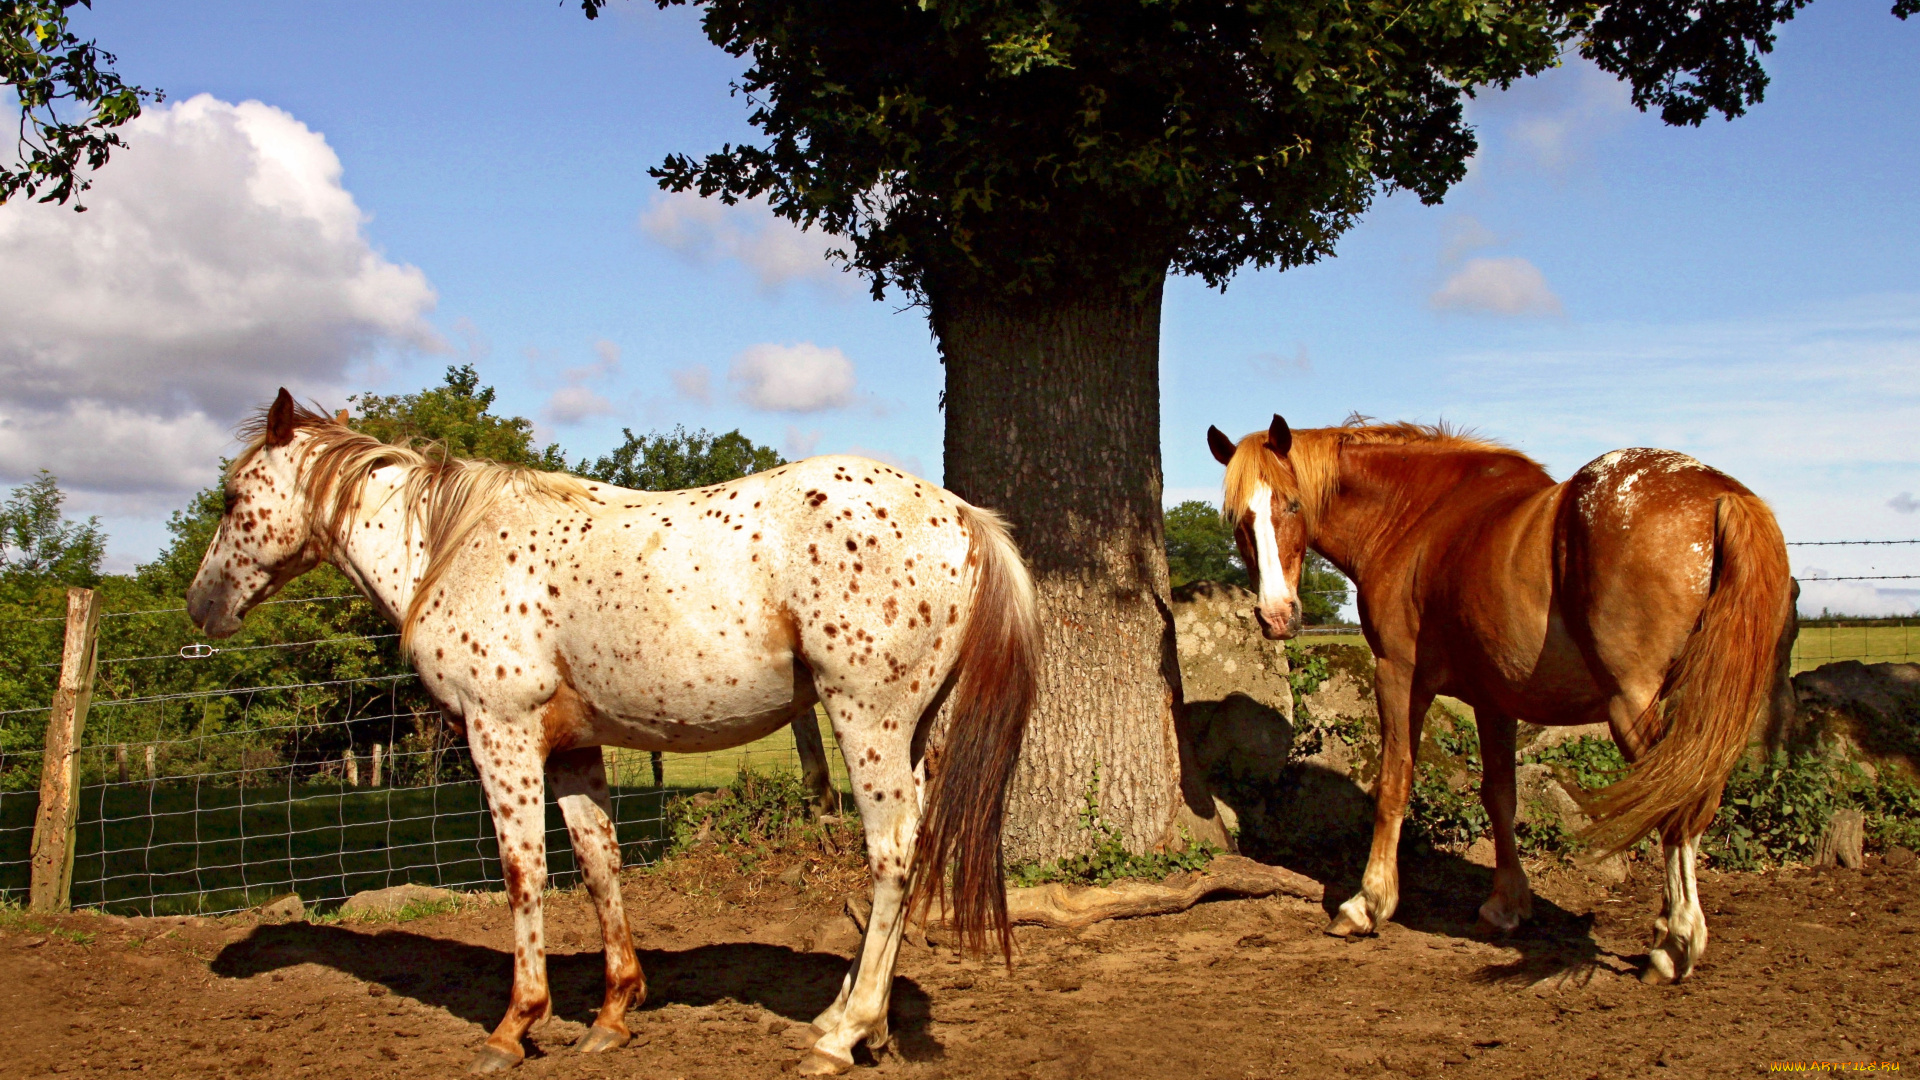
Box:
<box><xmin>1787</xmin><ymin>540</ymin><xmax>1920</xmax><ymax>547</ymax></box>
<box><xmin>12</xmin><ymin>593</ymin><xmax>368</xmax><ymax>626</ymax></box>
<box><xmin>90</xmin><ymin>633</ymin><xmax>400</xmax><ymax>668</ymax></box>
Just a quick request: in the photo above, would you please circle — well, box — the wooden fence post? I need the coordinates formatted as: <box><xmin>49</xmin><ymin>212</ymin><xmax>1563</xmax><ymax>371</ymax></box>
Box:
<box><xmin>28</xmin><ymin>587</ymin><xmax>101</xmax><ymax>913</ymax></box>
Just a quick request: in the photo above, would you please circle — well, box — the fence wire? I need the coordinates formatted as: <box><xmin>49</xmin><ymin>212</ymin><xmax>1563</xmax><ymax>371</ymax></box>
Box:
<box><xmin>0</xmin><ymin>664</ymin><xmax>850</xmax><ymax>917</ymax></box>
<box><xmin>2</xmin><ymin>548</ymin><xmax>1912</xmax><ymax>916</ymax></box>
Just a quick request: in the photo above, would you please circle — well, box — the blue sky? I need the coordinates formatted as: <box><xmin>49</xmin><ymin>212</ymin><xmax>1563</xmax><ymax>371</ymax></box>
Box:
<box><xmin>3</xmin><ymin>1</ymin><xmax>1916</xmax><ymax>614</ymax></box>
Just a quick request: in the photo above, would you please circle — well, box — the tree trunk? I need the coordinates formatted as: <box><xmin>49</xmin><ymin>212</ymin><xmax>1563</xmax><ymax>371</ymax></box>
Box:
<box><xmin>935</xmin><ymin>272</ymin><xmax>1209</xmax><ymax>864</ymax></box>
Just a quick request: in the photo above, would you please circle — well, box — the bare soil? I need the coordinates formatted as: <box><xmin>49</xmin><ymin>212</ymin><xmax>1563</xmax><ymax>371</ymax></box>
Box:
<box><xmin>3</xmin><ymin>849</ymin><xmax>1915</xmax><ymax>1080</ymax></box>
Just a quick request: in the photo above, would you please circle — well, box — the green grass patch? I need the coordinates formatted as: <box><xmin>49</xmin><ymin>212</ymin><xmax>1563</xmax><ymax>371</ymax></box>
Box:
<box><xmin>1791</xmin><ymin>623</ymin><xmax>1920</xmax><ymax>674</ymax></box>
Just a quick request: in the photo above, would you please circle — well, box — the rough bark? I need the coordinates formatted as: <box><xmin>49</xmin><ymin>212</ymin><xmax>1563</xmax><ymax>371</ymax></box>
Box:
<box><xmin>935</xmin><ymin>274</ymin><xmax>1196</xmax><ymax>863</ymax></box>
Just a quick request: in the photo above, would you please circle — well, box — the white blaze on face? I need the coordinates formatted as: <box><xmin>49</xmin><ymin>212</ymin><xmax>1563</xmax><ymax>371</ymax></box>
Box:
<box><xmin>1246</xmin><ymin>482</ymin><xmax>1295</xmax><ymax>614</ymax></box>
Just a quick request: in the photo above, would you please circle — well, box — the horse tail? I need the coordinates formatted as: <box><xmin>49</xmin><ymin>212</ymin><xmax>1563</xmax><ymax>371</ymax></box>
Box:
<box><xmin>908</xmin><ymin>502</ymin><xmax>1041</xmax><ymax>961</ymax></box>
<box><xmin>1583</xmin><ymin>492</ymin><xmax>1793</xmax><ymax>855</ymax></box>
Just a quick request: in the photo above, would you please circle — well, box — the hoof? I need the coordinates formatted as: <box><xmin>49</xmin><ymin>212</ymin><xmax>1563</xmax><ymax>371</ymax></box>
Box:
<box><xmin>468</xmin><ymin>1044</ymin><xmax>522</xmax><ymax>1074</ymax></box>
<box><xmin>1471</xmin><ymin>916</ymin><xmax>1512</xmax><ymax>939</ymax></box>
<box><xmin>1324</xmin><ymin>913</ymin><xmax>1369</xmax><ymax>937</ymax></box>
<box><xmin>573</xmin><ymin>1024</ymin><xmax>631</xmax><ymax>1054</ymax></box>
<box><xmin>796</xmin><ymin>1048</ymin><xmax>855</xmax><ymax>1076</ymax></box>
<box><xmin>1473</xmin><ymin>902</ymin><xmax>1522</xmax><ymax>938</ymax></box>
<box><xmin>1326</xmin><ymin>893</ymin><xmax>1375</xmax><ymax>937</ymax></box>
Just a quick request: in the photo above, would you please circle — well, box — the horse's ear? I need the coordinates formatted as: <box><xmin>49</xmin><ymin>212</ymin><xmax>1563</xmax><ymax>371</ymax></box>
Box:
<box><xmin>1266</xmin><ymin>415</ymin><xmax>1292</xmax><ymax>458</ymax></box>
<box><xmin>265</xmin><ymin>388</ymin><xmax>298</xmax><ymax>447</ymax></box>
<box><xmin>334</xmin><ymin>409</ymin><xmax>349</xmax><ymax>425</ymax></box>
<box><xmin>1207</xmin><ymin>426</ymin><xmax>1236</xmax><ymax>466</ymax></box>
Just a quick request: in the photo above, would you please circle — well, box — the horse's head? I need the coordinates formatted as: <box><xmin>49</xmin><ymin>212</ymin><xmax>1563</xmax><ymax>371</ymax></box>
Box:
<box><xmin>187</xmin><ymin>388</ymin><xmax>328</xmax><ymax>637</ymax></box>
<box><xmin>1207</xmin><ymin>414</ymin><xmax>1305</xmax><ymax>640</ymax></box>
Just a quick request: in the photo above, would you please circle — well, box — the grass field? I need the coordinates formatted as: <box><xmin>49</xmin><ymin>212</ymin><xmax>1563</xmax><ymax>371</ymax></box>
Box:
<box><xmin>0</xmin><ymin>709</ymin><xmax>853</xmax><ymax>917</ymax></box>
<box><xmin>1790</xmin><ymin>623</ymin><xmax>1920</xmax><ymax>674</ymax></box>
<box><xmin>1304</xmin><ymin>624</ymin><xmax>1918</xmax><ymax>676</ymax></box>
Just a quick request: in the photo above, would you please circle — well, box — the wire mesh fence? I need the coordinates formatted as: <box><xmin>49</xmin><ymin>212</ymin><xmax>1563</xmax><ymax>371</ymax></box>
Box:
<box><xmin>1</xmin><ymin>540</ymin><xmax>1913</xmax><ymax>918</ymax></box>
<box><xmin>0</xmin><ymin>595</ymin><xmax>851</xmax><ymax>917</ymax></box>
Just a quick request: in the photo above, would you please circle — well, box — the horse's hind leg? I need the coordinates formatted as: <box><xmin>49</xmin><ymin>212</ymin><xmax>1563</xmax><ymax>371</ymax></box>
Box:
<box><xmin>548</xmin><ymin>747</ymin><xmax>645</xmax><ymax>1050</ymax></box>
<box><xmin>1473</xmin><ymin>709</ymin><xmax>1532</xmax><ymax>934</ymax></box>
<box><xmin>1330</xmin><ymin>659</ymin><xmax>1432</xmax><ymax>937</ymax></box>
<box><xmin>801</xmin><ymin>711</ymin><xmax>923</xmax><ymax>1075</ymax></box>
<box><xmin>1645</xmin><ymin>828</ymin><xmax>1708</xmax><ymax>984</ymax></box>
<box><xmin>1603</xmin><ymin>686</ymin><xmax>1707</xmax><ymax>982</ymax></box>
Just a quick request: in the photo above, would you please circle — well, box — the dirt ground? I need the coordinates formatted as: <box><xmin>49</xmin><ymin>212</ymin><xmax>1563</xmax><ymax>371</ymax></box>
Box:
<box><xmin>3</xmin><ymin>849</ymin><xmax>1914</xmax><ymax>1080</ymax></box>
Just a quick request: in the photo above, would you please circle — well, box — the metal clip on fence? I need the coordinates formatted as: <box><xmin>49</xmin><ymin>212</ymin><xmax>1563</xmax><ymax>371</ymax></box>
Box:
<box><xmin>178</xmin><ymin>643</ymin><xmax>218</xmax><ymax>660</ymax></box>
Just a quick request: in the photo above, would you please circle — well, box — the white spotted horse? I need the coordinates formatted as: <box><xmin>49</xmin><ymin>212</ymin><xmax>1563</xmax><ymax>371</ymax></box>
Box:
<box><xmin>188</xmin><ymin>390</ymin><xmax>1040</xmax><ymax>1073</ymax></box>
<box><xmin>1207</xmin><ymin>415</ymin><xmax>1791</xmax><ymax>983</ymax></box>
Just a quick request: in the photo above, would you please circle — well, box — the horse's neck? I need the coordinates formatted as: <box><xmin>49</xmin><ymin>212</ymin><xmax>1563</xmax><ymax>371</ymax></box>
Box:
<box><xmin>1310</xmin><ymin>449</ymin><xmax>1438</xmax><ymax>586</ymax></box>
<box><xmin>322</xmin><ymin>466</ymin><xmax>426</xmax><ymax>628</ymax></box>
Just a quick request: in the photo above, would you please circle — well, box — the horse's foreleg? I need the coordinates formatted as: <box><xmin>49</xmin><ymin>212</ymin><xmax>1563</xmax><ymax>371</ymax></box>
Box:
<box><xmin>1473</xmin><ymin>710</ymin><xmax>1531</xmax><ymax>934</ymax></box>
<box><xmin>548</xmin><ymin>746</ymin><xmax>645</xmax><ymax>1051</ymax></box>
<box><xmin>1330</xmin><ymin>660</ymin><xmax>1430</xmax><ymax>937</ymax></box>
<box><xmin>801</xmin><ymin>749</ymin><xmax>919</xmax><ymax>1075</ymax></box>
<box><xmin>1645</xmin><ymin>829</ymin><xmax>1707</xmax><ymax>984</ymax></box>
<box><xmin>470</xmin><ymin>736</ymin><xmax>552</xmax><ymax>1073</ymax></box>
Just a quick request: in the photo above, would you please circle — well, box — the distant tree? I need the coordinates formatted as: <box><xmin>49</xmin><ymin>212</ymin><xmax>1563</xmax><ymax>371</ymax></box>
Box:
<box><xmin>348</xmin><ymin>364</ymin><xmax>567</xmax><ymax>469</ymax></box>
<box><xmin>1164</xmin><ymin>500</ymin><xmax>1247</xmax><ymax>590</ymax></box>
<box><xmin>0</xmin><ymin>469</ymin><xmax>103</xmax><ymax>586</ymax></box>
<box><xmin>2</xmin><ymin>0</ymin><xmax>160</xmax><ymax>208</ymax></box>
<box><xmin>579</xmin><ymin>426</ymin><xmax>784</xmax><ymax>492</ymax></box>
<box><xmin>1163</xmin><ymin>499</ymin><xmax>1350</xmax><ymax>624</ymax></box>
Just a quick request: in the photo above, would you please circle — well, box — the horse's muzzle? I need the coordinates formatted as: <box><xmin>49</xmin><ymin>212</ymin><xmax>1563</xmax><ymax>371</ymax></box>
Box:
<box><xmin>1253</xmin><ymin>603</ymin><xmax>1301</xmax><ymax>641</ymax></box>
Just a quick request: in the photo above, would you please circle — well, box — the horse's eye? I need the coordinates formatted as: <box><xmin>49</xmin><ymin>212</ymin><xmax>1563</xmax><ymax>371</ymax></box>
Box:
<box><xmin>1287</xmin><ymin>499</ymin><xmax>1301</xmax><ymax>514</ymax></box>
<box><xmin>223</xmin><ymin>488</ymin><xmax>239</xmax><ymax>514</ymax></box>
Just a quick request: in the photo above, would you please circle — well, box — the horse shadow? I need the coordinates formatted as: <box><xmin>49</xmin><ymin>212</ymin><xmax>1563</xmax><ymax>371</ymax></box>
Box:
<box><xmin>210</xmin><ymin>924</ymin><xmax>942</xmax><ymax>1062</ymax></box>
<box><xmin>1261</xmin><ymin>840</ymin><xmax>1646</xmax><ymax>987</ymax></box>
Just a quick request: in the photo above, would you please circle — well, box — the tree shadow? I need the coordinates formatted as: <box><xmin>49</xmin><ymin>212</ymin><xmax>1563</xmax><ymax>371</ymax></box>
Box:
<box><xmin>210</xmin><ymin>925</ymin><xmax>941</xmax><ymax>1062</ymax></box>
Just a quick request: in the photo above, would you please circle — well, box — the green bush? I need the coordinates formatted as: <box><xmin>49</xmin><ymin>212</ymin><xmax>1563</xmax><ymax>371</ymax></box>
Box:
<box><xmin>1522</xmin><ymin>735</ymin><xmax>1628</xmax><ymax>792</ymax></box>
<box><xmin>1704</xmin><ymin>751</ymin><xmax>1851</xmax><ymax>871</ymax></box>
<box><xmin>666</xmin><ymin>767</ymin><xmax>817</xmax><ymax>856</ymax></box>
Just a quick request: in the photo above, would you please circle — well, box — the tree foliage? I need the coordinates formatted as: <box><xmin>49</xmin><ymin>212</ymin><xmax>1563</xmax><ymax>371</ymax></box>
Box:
<box><xmin>348</xmin><ymin>364</ymin><xmax>567</xmax><ymax>470</ymax></box>
<box><xmin>2</xmin><ymin>0</ymin><xmax>159</xmax><ymax>208</ymax></box>
<box><xmin>0</xmin><ymin>469</ymin><xmax>103</xmax><ymax>587</ymax></box>
<box><xmin>579</xmin><ymin>425</ymin><xmax>783</xmax><ymax>491</ymax></box>
<box><xmin>590</xmin><ymin>0</ymin><xmax>1880</xmax><ymax>301</ymax></box>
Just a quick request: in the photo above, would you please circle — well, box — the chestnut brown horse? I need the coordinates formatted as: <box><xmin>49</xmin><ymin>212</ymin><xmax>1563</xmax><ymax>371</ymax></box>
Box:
<box><xmin>1206</xmin><ymin>416</ymin><xmax>1791</xmax><ymax>983</ymax></box>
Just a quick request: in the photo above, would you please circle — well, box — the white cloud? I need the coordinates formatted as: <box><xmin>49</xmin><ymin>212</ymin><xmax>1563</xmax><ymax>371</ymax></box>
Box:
<box><xmin>845</xmin><ymin>445</ymin><xmax>925</xmax><ymax>478</ymax></box>
<box><xmin>1430</xmin><ymin>256</ymin><xmax>1564</xmax><ymax>316</ymax></box>
<box><xmin>729</xmin><ymin>342</ymin><xmax>857</xmax><ymax>412</ymax></box>
<box><xmin>1890</xmin><ymin>492</ymin><xmax>1919</xmax><ymax>514</ymax></box>
<box><xmin>0</xmin><ymin>93</ymin><xmax>440</xmax><ymax>494</ymax></box>
<box><xmin>1470</xmin><ymin>58</ymin><xmax>1635</xmax><ymax>172</ymax></box>
<box><xmin>1796</xmin><ymin>578</ymin><xmax>1919</xmax><ymax>619</ymax></box>
<box><xmin>545</xmin><ymin>385</ymin><xmax>615</xmax><ymax>425</ymax></box>
<box><xmin>670</xmin><ymin>365</ymin><xmax>712</xmax><ymax>404</ymax></box>
<box><xmin>640</xmin><ymin>191</ymin><xmax>848</xmax><ymax>292</ymax></box>
<box><xmin>1250</xmin><ymin>345</ymin><xmax>1311</xmax><ymax>377</ymax></box>
<box><xmin>541</xmin><ymin>337</ymin><xmax>623</xmax><ymax>425</ymax></box>
<box><xmin>784</xmin><ymin>425</ymin><xmax>822</xmax><ymax>459</ymax></box>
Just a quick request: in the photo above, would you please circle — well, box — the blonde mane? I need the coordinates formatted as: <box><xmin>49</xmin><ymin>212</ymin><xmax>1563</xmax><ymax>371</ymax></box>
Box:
<box><xmin>230</xmin><ymin>401</ymin><xmax>596</xmax><ymax>646</ymax></box>
<box><xmin>1222</xmin><ymin>416</ymin><xmax>1527</xmax><ymax>531</ymax></box>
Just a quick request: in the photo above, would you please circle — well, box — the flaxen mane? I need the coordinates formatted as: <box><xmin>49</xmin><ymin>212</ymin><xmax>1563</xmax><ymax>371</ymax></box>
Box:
<box><xmin>230</xmin><ymin>401</ymin><xmax>596</xmax><ymax>645</ymax></box>
<box><xmin>1222</xmin><ymin>417</ymin><xmax>1533</xmax><ymax>532</ymax></box>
